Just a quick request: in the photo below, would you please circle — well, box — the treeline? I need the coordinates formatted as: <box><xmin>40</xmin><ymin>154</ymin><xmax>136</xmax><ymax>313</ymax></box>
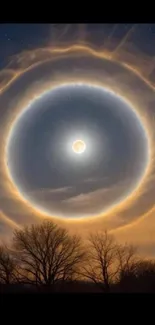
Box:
<box><xmin>0</xmin><ymin>220</ymin><xmax>155</xmax><ymax>293</ymax></box>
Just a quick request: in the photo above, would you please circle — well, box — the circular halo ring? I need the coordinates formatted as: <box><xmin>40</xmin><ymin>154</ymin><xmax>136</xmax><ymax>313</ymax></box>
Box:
<box><xmin>5</xmin><ymin>85</ymin><xmax>151</xmax><ymax>221</ymax></box>
<box><xmin>1</xmin><ymin>44</ymin><xmax>154</xmax><ymax>223</ymax></box>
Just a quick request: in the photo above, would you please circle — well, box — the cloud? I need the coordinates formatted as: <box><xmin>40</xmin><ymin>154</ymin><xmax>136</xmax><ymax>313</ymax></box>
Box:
<box><xmin>60</xmin><ymin>180</ymin><xmax>130</xmax><ymax>216</ymax></box>
<box><xmin>28</xmin><ymin>186</ymin><xmax>73</xmax><ymax>203</ymax></box>
<box><xmin>25</xmin><ymin>178</ymin><xmax>131</xmax><ymax>218</ymax></box>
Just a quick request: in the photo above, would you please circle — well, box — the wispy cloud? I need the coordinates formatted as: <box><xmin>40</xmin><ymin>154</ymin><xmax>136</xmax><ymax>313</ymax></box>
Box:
<box><xmin>25</xmin><ymin>179</ymin><xmax>131</xmax><ymax>218</ymax></box>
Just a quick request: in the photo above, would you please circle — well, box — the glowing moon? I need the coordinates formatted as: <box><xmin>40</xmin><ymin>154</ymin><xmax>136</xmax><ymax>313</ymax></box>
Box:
<box><xmin>72</xmin><ymin>139</ymin><xmax>86</xmax><ymax>154</ymax></box>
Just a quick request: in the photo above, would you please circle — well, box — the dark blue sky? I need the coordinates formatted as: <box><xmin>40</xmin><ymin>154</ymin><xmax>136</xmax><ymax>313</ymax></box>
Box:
<box><xmin>0</xmin><ymin>24</ymin><xmax>155</xmax><ymax>69</ymax></box>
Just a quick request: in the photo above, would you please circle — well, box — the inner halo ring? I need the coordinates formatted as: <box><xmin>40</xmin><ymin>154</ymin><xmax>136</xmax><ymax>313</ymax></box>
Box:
<box><xmin>5</xmin><ymin>82</ymin><xmax>151</xmax><ymax>221</ymax></box>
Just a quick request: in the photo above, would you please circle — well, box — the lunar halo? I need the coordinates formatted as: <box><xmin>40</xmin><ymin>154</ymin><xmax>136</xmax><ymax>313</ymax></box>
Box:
<box><xmin>0</xmin><ymin>43</ymin><xmax>155</xmax><ymax>232</ymax></box>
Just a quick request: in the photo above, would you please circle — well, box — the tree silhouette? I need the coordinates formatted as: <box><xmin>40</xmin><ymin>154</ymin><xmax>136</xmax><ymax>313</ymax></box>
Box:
<box><xmin>81</xmin><ymin>231</ymin><xmax>138</xmax><ymax>292</ymax></box>
<box><xmin>116</xmin><ymin>244</ymin><xmax>138</xmax><ymax>281</ymax></box>
<box><xmin>12</xmin><ymin>220</ymin><xmax>85</xmax><ymax>288</ymax></box>
<box><xmin>81</xmin><ymin>231</ymin><xmax>119</xmax><ymax>292</ymax></box>
<box><xmin>0</xmin><ymin>245</ymin><xmax>17</xmax><ymax>284</ymax></box>
<box><xmin>1</xmin><ymin>222</ymin><xmax>155</xmax><ymax>292</ymax></box>
<box><xmin>119</xmin><ymin>259</ymin><xmax>155</xmax><ymax>292</ymax></box>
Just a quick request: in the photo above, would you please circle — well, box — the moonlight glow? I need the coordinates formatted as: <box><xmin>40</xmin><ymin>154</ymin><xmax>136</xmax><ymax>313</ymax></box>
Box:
<box><xmin>72</xmin><ymin>140</ymin><xmax>86</xmax><ymax>154</ymax></box>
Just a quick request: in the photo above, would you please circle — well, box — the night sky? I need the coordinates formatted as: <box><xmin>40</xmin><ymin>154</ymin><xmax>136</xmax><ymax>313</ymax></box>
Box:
<box><xmin>1</xmin><ymin>24</ymin><xmax>155</xmax><ymax>258</ymax></box>
<box><xmin>1</xmin><ymin>24</ymin><xmax>155</xmax><ymax>61</ymax></box>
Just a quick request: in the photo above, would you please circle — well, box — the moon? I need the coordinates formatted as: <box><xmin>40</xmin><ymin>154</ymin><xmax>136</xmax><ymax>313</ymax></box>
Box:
<box><xmin>72</xmin><ymin>139</ymin><xmax>86</xmax><ymax>154</ymax></box>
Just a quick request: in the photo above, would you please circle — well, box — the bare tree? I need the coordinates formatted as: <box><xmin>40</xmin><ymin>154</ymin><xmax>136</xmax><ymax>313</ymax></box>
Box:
<box><xmin>13</xmin><ymin>220</ymin><xmax>85</xmax><ymax>288</ymax></box>
<box><xmin>116</xmin><ymin>244</ymin><xmax>138</xmax><ymax>281</ymax></box>
<box><xmin>118</xmin><ymin>259</ymin><xmax>155</xmax><ymax>292</ymax></box>
<box><xmin>81</xmin><ymin>231</ymin><xmax>138</xmax><ymax>292</ymax></box>
<box><xmin>132</xmin><ymin>259</ymin><xmax>155</xmax><ymax>282</ymax></box>
<box><xmin>0</xmin><ymin>245</ymin><xmax>17</xmax><ymax>284</ymax></box>
<box><xmin>81</xmin><ymin>231</ymin><xmax>119</xmax><ymax>292</ymax></box>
